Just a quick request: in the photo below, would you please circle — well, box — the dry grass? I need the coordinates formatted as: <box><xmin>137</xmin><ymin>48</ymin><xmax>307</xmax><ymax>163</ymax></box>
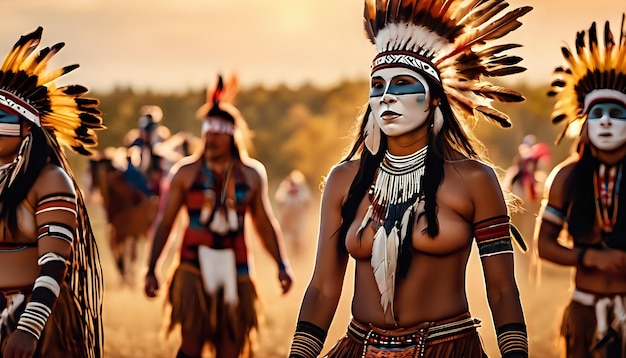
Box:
<box><xmin>93</xmin><ymin>198</ymin><xmax>572</xmax><ymax>358</ymax></box>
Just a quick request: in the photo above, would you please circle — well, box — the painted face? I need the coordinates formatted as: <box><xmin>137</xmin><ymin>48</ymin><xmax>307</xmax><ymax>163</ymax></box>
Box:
<box><xmin>369</xmin><ymin>67</ymin><xmax>431</xmax><ymax>137</ymax></box>
<box><xmin>0</xmin><ymin>109</ymin><xmax>24</xmax><ymax>163</ymax></box>
<box><xmin>0</xmin><ymin>108</ymin><xmax>21</xmax><ymax>137</ymax></box>
<box><xmin>587</xmin><ymin>102</ymin><xmax>626</xmax><ymax>151</ymax></box>
<box><xmin>203</xmin><ymin>117</ymin><xmax>234</xmax><ymax>160</ymax></box>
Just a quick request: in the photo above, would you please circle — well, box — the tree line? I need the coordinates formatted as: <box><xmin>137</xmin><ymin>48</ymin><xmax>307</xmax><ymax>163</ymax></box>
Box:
<box><xmin>68</xmin><ymin>80</ymin><xmax>574</xmax><ymax>198</ymax></box>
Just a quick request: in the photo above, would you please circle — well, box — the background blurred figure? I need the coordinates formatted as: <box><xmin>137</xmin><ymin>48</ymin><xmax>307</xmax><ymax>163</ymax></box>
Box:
<box><xmin>503</xmin><ymin>134</ymin><xmax>552</xmax><ymax>278</ymax></box>
<box><xmin>89</xmin><ymin>146</ymin><xmax>158</xmax><ymax>286</ymax></box>
<box><xmin>275</xmin><ymin>170</ymin><xmax>311</xmax><ymax>253</ymax></box>
<box><xmin>144</xmin><ymin>74</ymin><xmax>293</xmax><ymax>358</ymax></box>
<box><xmin>124</xmin><ymin>105</ymin><xmax>171</xmax><ymax>197</ymax></box>
<box><xmin>536</xmin><ymin>16</ymin><xmax>626</xmax><ymax>358</ymax></box>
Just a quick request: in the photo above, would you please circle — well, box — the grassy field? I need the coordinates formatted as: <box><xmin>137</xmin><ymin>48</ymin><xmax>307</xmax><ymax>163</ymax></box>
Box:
<box><xmin>93</xmin><ymin>195</ymin><xmax>572</xmax><ymax>357</ymax></box>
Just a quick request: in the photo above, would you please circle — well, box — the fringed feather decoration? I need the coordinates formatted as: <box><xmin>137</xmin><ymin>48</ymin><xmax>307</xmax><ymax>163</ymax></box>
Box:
<box><xmin>364</xmin><ymin>0</ymin><xmax>532</xmax><ymax>129</ymax></box>
<box><xmin>364</xmin><ymin>111</ymin><xmax>381</xmax><ymax>154</ymax></box>
<box><xmin>365</xmin><ymin>145</ymin><xmax>428</xmax><ymax>324</ymax></box>
<box><xmin>547</xmin><ymin>14</ymin><xmax>626</xmax><ymax>143</ymax></box>
<box><xmin>0</xmin><ymin>27</ymin><xmax>104</xmax><ymax>357</ymax></box>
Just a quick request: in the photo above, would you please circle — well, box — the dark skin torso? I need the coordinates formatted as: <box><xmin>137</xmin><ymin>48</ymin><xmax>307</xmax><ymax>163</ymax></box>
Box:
<box><xmin>345</xmin><ymin>160</ymin><xmax>475</xmax><ymax>326</ymax></box>
<box><xmin>298</xmin><ymin>154</ymin><xmax>524</xmax><ymax>331</ymax></box>
<box><xmin>538</xmin><ymin>159</ymin><xmax>626</xmax><ymax>294</ymax></box>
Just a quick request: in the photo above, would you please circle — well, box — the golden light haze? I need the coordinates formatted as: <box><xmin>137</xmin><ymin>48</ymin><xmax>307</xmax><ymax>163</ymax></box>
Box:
<box><xmin>2</xmin><ymin>0</ymin><xmax>624</xmax><ymax>92</ymax></box>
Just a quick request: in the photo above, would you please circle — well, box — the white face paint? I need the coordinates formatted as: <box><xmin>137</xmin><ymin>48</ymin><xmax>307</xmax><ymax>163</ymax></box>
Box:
<box><xmin>369</xmin><ymin>67</ymin><xmax>431</xmax><ymax>137</ymax></box>
<box><xmin>587</xmin><ymin>102</ymin><xmax>626</xmax><ymax>152</ymax></box>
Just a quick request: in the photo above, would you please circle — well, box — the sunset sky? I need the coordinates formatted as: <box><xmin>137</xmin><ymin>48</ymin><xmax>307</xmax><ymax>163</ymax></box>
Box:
<box><xmin>2</xmin><ymin>0</ymin><xmax>624</xmax><ymax>93</ymax></box>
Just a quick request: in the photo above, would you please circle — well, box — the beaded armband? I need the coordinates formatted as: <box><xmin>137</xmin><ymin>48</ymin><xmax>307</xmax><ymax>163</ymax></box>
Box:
<box><xmin>497</xmin><ymin>323</ymin><xmax>528</xmax><ymax>357</ymax></box>
<box><xmin>538</xmin><ymin>199</ymin><xmax>566</xmax><ymax>226</ymax></box>
<box><xmin>289</xmin><ymin>321</ymin><xmax>327</xmax><ymax>358</ymax></box>
<box><xmin>474</xmin><ymin>215</ymin><xmax>514</xmax><ymax>258</ymax></box>
<box><xmin>17</xmin><ymin>252</ymin><xmax>67</xmax><ymax>340</ymax></box>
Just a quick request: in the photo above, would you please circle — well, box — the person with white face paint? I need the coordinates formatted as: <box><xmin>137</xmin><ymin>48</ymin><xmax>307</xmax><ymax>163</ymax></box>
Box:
<box><xmin>0</xmin><ymin>27</ymin><xmax>105</xmax><ymax>358</ymax></box>
<box><xmin>289</xmin><ymin>1</ymin><xmax>531</xmax><ymax>357</ymax></box>
<box><xmin>536</xmin><ymin>16</ymin><xmax>626</xmax><ymax>358</ymax></box>
<box><xmin>144</xmin><ymin>74</ymin><xmax>293</xmax><ymax>358</ymax></box>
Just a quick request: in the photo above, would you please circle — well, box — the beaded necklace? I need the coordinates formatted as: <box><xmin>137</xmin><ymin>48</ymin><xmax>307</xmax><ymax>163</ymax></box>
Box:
<box><xmin>593</xmin><ymin>162</ymin><xmax>622</xmax><ymax>233</ymax></box>
<box><xmin>357</xmin><ymin>145</ymin><xmax>428</xmax><ymax>325</ymax></box>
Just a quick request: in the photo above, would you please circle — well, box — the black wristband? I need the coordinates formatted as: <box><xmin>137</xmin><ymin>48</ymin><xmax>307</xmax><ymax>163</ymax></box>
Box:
<box><xmin>289</xmin><ymin>321</ymin><xmax>327</xmax><ymax>358</ymax></box>
<box><xmin>497</xmin><ymin>323</ymin><xmax>528</xmax><ymax>358</ymax></box>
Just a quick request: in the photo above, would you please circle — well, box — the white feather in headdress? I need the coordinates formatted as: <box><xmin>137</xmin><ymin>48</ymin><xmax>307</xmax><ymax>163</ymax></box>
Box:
<box><xmin>548</xmin><ymin>14</ymin><xmax>626</xmax><ymax>143</ymax></box>
<box><xmin>364</xmin><ymin>0</ymin><xmax>532</xmax><ymax>129</ymax></box>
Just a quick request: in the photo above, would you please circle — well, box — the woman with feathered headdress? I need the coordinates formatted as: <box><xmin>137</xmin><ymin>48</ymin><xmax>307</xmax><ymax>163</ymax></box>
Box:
<box><xmin>536</xmin><ymin>14</ymin><xmax>626</xmax><ymax>358</ymax></box>
<box><xmin>289</xmin><ymin>1</ymin><xmax>531</xmax><ymax>357</ymax></box>
<box><xmin>144</xmin><ymin>73</ymin><xmax>293</xmax><ymax>358</ymax></box>
<box><xmin>0</xmin><ymin>27</ymin><xmax>104</xmax><ymax>357</ymax></box>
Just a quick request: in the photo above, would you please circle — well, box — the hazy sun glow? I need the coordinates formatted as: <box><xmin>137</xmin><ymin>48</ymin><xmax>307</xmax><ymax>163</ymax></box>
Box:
<box><xmin>1</xmin><ymin>0</ymin><xmax>623</xmax><ymax>93</ymax></box>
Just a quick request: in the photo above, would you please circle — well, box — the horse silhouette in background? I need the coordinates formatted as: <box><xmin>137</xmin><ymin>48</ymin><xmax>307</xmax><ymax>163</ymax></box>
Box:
<box><xmin>502</xmin><ymin>134</ymin><xmax>552</xmax><ymax>280</ymax></box>
<box><xmin>88</xmin><ymin>147</ymin><xmax>158</xmax><ymax>286</ymax></box>
<box><xmin>88</xmin><ymin>132</ymin><xmax>201</xmax><ymax>285</ymax></box>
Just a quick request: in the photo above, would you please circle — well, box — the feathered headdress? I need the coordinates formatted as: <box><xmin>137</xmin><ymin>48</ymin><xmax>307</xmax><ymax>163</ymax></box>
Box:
<box><xmin>196</xmin><ymin>73</ymin><xmax>240</xmax><ymax>123</ymax></box>
<box><xmin>196</xmin><ymin>73</ymin><xmax>252</xmax><ymax>160</ymax></box>
<box><xmin>363</xmin><ymin>0</ymin><xmax>532</xmax><ymax>152</ymax></box>
<box><xmin>0</xmin><ymin>27</ymin><xmax>103</xmax><ymax>356</ymax></box>
<box><xmin>548</xmin><ymin>14</ymin><xmax>626</xmax><ymax>143</ymax></box>
<box><xmin>0</xmin><ymin>27</ymin><xmax>105</xmax><ymax>154</ymax></box>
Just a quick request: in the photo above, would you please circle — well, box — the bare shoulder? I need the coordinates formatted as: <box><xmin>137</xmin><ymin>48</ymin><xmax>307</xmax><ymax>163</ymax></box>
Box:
<box><xmin>34</xmin><ymin>164</ymin><xmax>75</xmax><ymax>196</ymax></box>
<box><xmin>446</xmin><ymin>158</ymin><xmax>499</xmax><ymax>188</ymax></box>
<box><xmin>322</xmin><ymin>160</ymin><xmax>360</xmax><ymax>203</ymax></box>
<box><xmin>169</xmin><ymin>156</ymin><xmax>201</xmax><ymax>188</ymax></box>
<box><xmin>239</xmin><ymin>158</ymin><xmax>267</xmax><ymax>189</ymax></box>
<box><xmin>170</xmin><ymin>154</ymin><xmax>201</xmax><ymax>176</ymax></box>
<box><xmin>545</xmin><ymin>156</ymin><xmax>576</xmax><ymax>189</ymax></box>
<box><xmin>543</xmin><ymin>156</ymin><xmax>577</xmax><ymax>202</ymax></box>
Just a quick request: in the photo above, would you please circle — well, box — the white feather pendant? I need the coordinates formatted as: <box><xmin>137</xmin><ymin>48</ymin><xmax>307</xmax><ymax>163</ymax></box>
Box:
<box><xmin>400</xmin><ymin>205</ymin><xmax>413</xmax><ymax>241</ymax></box>
<box><xmin>433</xmin><ymin>107</ymin><xmax>444</xmax><ymax>135</ymax></box>
<box><xmin>415</xmin><ymin>197</ymin><xmax>426</xmax><ymax>218</ymax></box>
<box><xmin>386</xmin><ymin>225</ymin><xmax>399</xmax><ymax>304</ymax></box>
<box><xmin>385</xmin><ymin>226</ymin><xmax>399</xmax><ymax>325</ymax></box>
<box><xmin>371</xmin><ymin>226</ymin><xmax>390</xmax><ymax>311</ymax></box>
<box><xmin>371</xmin><ymin>225</ymin><xmax>399</xmax><ymax>325</ymax></box>
<box><xmin>364</xmin><ymin>112</ymin><xmax>381</xmax><ymax>155</ymax></box>
<box><xmin>357</xmin><ymin>204</ymin><xmax>374</xmax><ymax>237</ymax></box>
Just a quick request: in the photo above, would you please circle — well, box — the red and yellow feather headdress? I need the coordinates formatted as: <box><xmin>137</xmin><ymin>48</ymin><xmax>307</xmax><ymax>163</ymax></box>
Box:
<box><xmin>548</xmin><ymin>15</ymin><xmax>626</xmax><ymax>143</ymax></box>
